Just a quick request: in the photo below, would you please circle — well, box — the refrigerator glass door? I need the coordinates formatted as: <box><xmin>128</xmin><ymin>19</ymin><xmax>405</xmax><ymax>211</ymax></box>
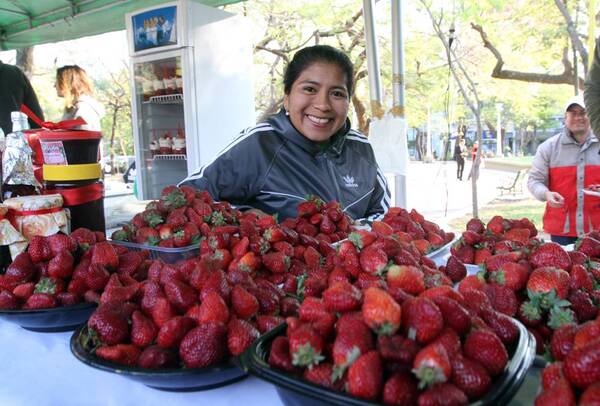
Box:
<box><xmin>132</xmin><ymin>51</ymin><xmax>187</xmax><ymax>200</ymax></box>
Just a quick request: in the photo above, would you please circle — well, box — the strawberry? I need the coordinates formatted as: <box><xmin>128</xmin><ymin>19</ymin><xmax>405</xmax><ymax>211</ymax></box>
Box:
<box><xmin>569</xmin><ymin>264</ymin><xmax>594</xmax><ymax>293</ymax></box>
<box><xmin>156</xmin><ymin>316</ymin><xmax>196</xmax><ymax>349</ymax></box>
<box><xmin>27</xmin><ymin>236</ymin><xmax>52</xmax><ymax>263</ymax></box>
<box><xmin>237</xmin><ymin>251</ymin><xmax>261</xmax><ymax>273</ymax></box>
<box><xmin>33</xmin><ymin>277</ymin><xmax>63</xmax><ymax>296</ymax></box>
<box><xmin>70</xmin><ymin>227</ymin><xmax>97</xmax><ymax>248</ymax></box>
<box><xmin>444</xmin><ymin>256</ymin><xmax>467</xmax><ymax>283</ymax></box>
<box><xmin>382</xmin><ymin>372</ymin><xmax>419</xmax><ymax>406</ymax></box>
<box><xmin>460</xmin><ymin>289</ymin><xmax>492</xmax><ymax>316</ymax></box>
<box><xmin>197</xmin><ymin>291</ymin><xmax>230</xmax><ymax>324</ymax></box>
<box><xmin>483</xmin><ymin>283</ymin><xmax>518</xmax><ymax>316</ymax></box>
<box><xmin>23</xmin><ymin>292</ymin><xmax>57</xmax><ymax>309</ymax></box>
<box><xmin>130</xmin><ymin>310</ymin><xmax>158</xmax><ymax>348</ymax></box>
<box><xmin>347</xmin><ymin>351</ymin><xmax>383</xmax><ymax>401</ymax></box>
<box><xmin>451</xmin><ymin>355</ymin><xmax>492</xmax><ymax>400</ymax></box>
<box><xmin>573</xmin><ymin>320</ymin><xmax>600</xmax><ymax>349</ymax></box>
<box><xmin>137</xmin><ymin>345</ymin><xmax>177</xmax><ymax>369</ymax></box>
<box><xmin>431</xmin><ymin>327</ymin><xmax>461</xmax><ymax>357</ymax></box>
<box><xmin>413</xmin><ymin>343</ymin><xmax>451</xmax><ymax>388</ymax></box>
<box><xmin>297</xmin><ymin>200</ymin><xmax>319</xmax><ymax>218</ymax></box>
<box><xmin>88</xmin><ymin>304</ymin><xmax>130</xmax><ymax>345</ymax></box>
<box><xmin>5</xmin><ymin>252</ymin><xmax>35</xmax><ymax>283</ymax></box>
<box><xmin>371</xmin><ymin>220</ymin><xmax>394</xmax><ymax>236</ymax></box>
<box><xmin>568</xmin><ymin>290</ymin><xmax>598</xmax><ymax>322</ymax></box>
<box><xmin>231</xmin><ymin>285</ymin><xmax>259</xmax><ymax>320</ymax></box>
<box><xmin>489</xmin><ymin>262</ymin><xmax>529</xmax><ymax>291</ymax></box>
<box><xmin>348</xmin><ymin>230</ymin><xmax>377</xmax><ymax>250</ymax></box>
<box><xmin>289</xmin><ymin>323</ymin><xmax>325</xmax><ymax>368</ymax></box>
<box><xmin>91</xmin><ymin>242</ymin><xmax>119</xmax><ymax>270</ymax></box>
<box><xmin>268</xmin><ymin>336</ymin><xmax>297</xmax><ymax>372</ymax></box>
<box><xmin>331</xmin><ymin>317</ymin><xmax>373</xmax><ymax>379</ymax></box>
<box><xmin>164</xmin><ymin>279</ymin><xmax>197</xmax><ymax>312</ymax></box>
<box><xmin>464</xmin><ymin>218</ymin><xmax>484</xmax><ymax>233</ymax></box>
<box><xmin>13</xmin><ymin>282</ymin><xmax>35</xmax><ymax>301</ymax></box>
<box><xmin>179</xmin><ymin>321</ymin><xmax>227</xmax><ymax>368</ymax></box>
<box><xmin>404</xmin><ymin>297</ymin><xmax>443</xmax><ymax>344</ymax></box>
<box><xmin>504</xmin><ymin>227</ymin><xmax>531</xmax><ymax>244</ymax></box>
<box><xmin>362</xmin><ymin>287</ymin><xmax>402</xmax><ymax>336</ymax></box>
<box><xmin>386</xmin><ymin>264</ymin><xmax>425</xmax><ymax>295</ymax></box>
<box><xmin>47</xmin><ymin>249</ymin><xmax>75</xmax><ymax>279</ymax></box>
<box><xmin>580</xmin><ymin>382</ymin><xmax>600</xmax><ymax>406</ymax></box>
<box><xmin>262</xmin><ymin>251</ymin><xmax>290</xmax><ymax>274</ymax></box>
<box><xmin>452</xmin><ymin>242</ymin><xmax>475</xmax><ymax>264</ymax></box>
<box><xmin>483</xmin><ymin>252</ymin><xmax>521</xmax><ymax>273</ymax></box>
<box><xmin>457</xmin><ymin>273</ymin><xmax>485</xmax><ymax>295</ymax></box>
<box><xmin>430</xmin><ymin>296</ymin><xmax>471</xmax><ymax>336</ymax></box>
<box><xmin>322</xmin><ymin>281</ymin><xmax>362</xmax><ymax>313</ymax></box>
<box><xmin>303</xmin><ymin>362</ymin><xmax>339</xmax><ymax>389</ymax></box>
<box><xmin>527</xmin><ymin>267</ymin><xmax>571</xmax><ymax>299</ymax></box>
<box><xmin>576</xmin><ymin>236</ymin><xmax>600</xmax><ymax>258</ymax></box>
<box><xmin>481</xmin><ymin>308</ymin><xmax>519</xmax><ymax>345</ymax></box>
<box><xmin>256</xmin><ymin>315</ymin><xmax>284</xmax><ymax>334</ymax></box>
<box><xmin>359</xmin><ymin>245</ymin><xmax>388</xmax><ymax>275</ymax></box>
<box><xmin>530</xmin><ymin>242</ymin><xmax>572</xmax><ymax>271</ymax></box>
<box><xmin>473</xmin><ymin>246</ymin><xmax>492</xmax><ymax>265</ymax></box>
<box><xmin>462</xmin><ymin>230</ymin><xmax>481</xmax><ymax>246</ymax></box>
<box><xmin>46</xmin><ymin>233</ymin><xmax>77</xmax><ymax>256</ymax></box>
<box><xmin>463</xmin><ymin>329</ymin><xmax>508</xmax><ymax>376</ymax></box>
<box><xmin>534</xmin><ymin>378</ymin><xmax>576</xmax><ymax>406</ymax></box>
<box><xmin>541</xmin><ymin>362</ymin><xmax>564</xmax><ymax>390</ymax></box>
<box><xmin>96</xmin><ymin>344</ymin><xmax>141</xmax><ymax>366</ymax></box>
<box><xmin>150</xmin><ymin>297</ymin><xmax>177</xmax><ymax>328</ymax></box>
<box><xmin>0</xmin><ymin>290</ymin><xmax>19</xmax><ymax>309</ymax></box>
<box><xmin>227</xmin><ymin>318</ymin><xmax>260</xmax><ymax>356</ymax></box>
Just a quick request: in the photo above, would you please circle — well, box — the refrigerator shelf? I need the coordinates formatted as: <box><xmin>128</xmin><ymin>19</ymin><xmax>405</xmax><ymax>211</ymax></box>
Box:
<box><xmin>152</xmin><ymin>154</ymin><xmax>187</xmax><ymax>160</ymax></box>
<box><xmin>145</xmin><ymin>94</ymin><xmax>183</xmax><ymax>104</ymax></box>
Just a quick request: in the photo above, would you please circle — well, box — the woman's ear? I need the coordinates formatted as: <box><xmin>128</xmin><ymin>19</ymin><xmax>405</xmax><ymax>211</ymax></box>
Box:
<box><xmin>283</xmin><ymin>94</ymin><xmax>289</xmax><ymax>113</ymax></box>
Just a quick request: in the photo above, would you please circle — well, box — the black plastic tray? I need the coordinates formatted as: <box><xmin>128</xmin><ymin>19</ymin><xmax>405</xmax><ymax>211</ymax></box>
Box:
<box><xmin>0</xmin><ymin>302</ymin><xmax>97</xmax><ymax>332</ymax></box>
<box><xmin>241</xmin><ymin>320</ymin><xmax>535</xmax><ymax>406</ymax></box>
<box><xmin>70</xmin><ymin>325</ymin><xmax>247</xmax><ymax>392</ymax></box>
<box><xmin>109</xmin><ymin>239</ymin><xmax>200</xmax><ymax>264</ymax></box>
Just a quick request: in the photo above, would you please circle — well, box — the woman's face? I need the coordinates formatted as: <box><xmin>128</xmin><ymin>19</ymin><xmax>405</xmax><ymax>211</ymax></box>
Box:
<box><xmin>283</xmin><ymin>62</ymin><xmax>350</xmax><ymax>143</ymax></box>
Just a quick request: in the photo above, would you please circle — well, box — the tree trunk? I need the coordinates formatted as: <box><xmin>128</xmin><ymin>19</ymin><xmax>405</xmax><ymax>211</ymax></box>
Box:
<box><xmin>15</xmin><ymin>47</ymin><xmax>34</xmax><ymax>78</ymax></box>
<box><xmin>471</xmin><ymin>114</ymin><xmax>483</xmax><ymax>218</ymax></box>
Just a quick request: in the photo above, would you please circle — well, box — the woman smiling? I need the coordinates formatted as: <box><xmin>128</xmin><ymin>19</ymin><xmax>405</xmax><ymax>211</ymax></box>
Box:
<box><xmin>181</xmin><ymin>45</ymin><xmax>391</xmax><ymax>221</ymax></box>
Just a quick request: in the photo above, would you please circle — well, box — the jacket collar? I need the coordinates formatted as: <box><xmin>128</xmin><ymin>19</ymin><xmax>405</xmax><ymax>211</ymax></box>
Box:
<box><xmin>560</xmin><ymin>127</ymin><xmax>598</xmax><ymax>146</ymax></box>
<box><xmin>268</xmin><ymin>109</ymin><xmax>350</xmax><ymax>157</ymax></box>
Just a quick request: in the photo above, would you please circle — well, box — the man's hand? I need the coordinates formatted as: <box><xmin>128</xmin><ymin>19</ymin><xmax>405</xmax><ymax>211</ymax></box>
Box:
<box><xmin>545</xmin><ymin>191</ymin><xmax>565</xmax><ymax>208</ymax></box>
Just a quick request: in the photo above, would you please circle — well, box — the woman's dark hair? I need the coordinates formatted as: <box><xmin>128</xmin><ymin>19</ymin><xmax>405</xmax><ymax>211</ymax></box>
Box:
<box><xmin>283</xmin><ymin>45</ymin><xmax>354</xmax><ymax>97</ymax></box>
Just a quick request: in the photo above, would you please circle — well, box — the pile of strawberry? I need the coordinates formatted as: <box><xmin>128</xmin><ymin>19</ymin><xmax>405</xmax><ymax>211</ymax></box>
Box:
<box><xmin>380</xmin><ymin>207</ymin><xmax>455</xmax><ymax>255</ymax></box>
<box><xmin>0</xmin><ymin>228</ymin><xmax>149</xmax><ymax>310</ymax></box>
<box><xmin>535</xmin><ymin>317</ymin><xmax>600</xmax><ymax>405</ymax></box>
<box><xmin>84</xmin><ymin>249</ymin><xmax>298</xmax><ymax>368</ymax></box>
<box><xmin>450</xmin><ymin>215</ymin><xmax>539</xmax><ymax>265</ymax></box>
<box><xmin>266</xmin><ymin>224</ymin><xmax>520</xmax><ymax>405</ymax></box>
<box><xmin>450</xmin><ymin>218</ymin><xmax>600</xmax><ymax>355</ymax></box>
<box><xmin>111</xmin><ymin>186</ymin><xmax>241</xmax><ymax>248</ymax></box>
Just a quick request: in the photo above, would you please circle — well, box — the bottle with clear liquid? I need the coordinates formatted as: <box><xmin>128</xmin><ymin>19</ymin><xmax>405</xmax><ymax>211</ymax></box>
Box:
<box><xmin>2</xmin><ymin>111</ymin><xmax>38</xmax><ymax>201</ymax></box>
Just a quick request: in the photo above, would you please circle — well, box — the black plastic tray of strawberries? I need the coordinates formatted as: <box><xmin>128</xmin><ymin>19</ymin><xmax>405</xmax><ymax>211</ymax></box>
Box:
<box><xmin>240</xmin><ymin>321</ymin><xmax>536</xmax><ymax>406</ymax></box>
<box><xmin>70</xmin><ymin>324</ymin><xmax>247</xmax><ymax>392</ymax></box>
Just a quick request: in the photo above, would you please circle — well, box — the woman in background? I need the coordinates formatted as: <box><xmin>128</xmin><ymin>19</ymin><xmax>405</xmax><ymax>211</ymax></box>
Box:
<box><xmin>56</xmin><ymin>65</ymin><xmax>105</xmax><ymax>132</ymax></box>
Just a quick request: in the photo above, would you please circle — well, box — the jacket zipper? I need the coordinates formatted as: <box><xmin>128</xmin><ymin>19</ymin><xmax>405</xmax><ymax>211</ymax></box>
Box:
<box><xmin>326</xmin><ymin>158</ymin><xmax>343</xmax><ymax>204</ymax></box>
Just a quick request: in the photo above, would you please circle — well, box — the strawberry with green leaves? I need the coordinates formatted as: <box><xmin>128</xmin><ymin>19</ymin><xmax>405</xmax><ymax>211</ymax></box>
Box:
<box><xmin>227</xmin><ymin>318</ymin><xmax>260</xmax><ymax>356</ymax></box>
<box><xmin>347</xmin><ymin>350</ymin><xmax>383</xmax><ymax>401</ymax></box>
<box><xmin>404</xmin><ymin>297</ymin><xmax>443</xmax><ymax>344</ymax></box>
<box><xmin>362</xmin><ymin>287</ymin><xmax>402</xmax><ymax>336</ymax></box>
<box><xmin>527</xmin><ymin>267</ymin><xmax>571</xmax><ymax>299</ymax></box>
<box><xmin>530</xmin><ymin>242</ymin><xmax>572</xmax><ymax>271</ymax></box>
<box><xmin>386</xmin><ymin>264</ymin><xmax>425</xmax><ymax>295</ymax></box>
<box><xmin>289</xmin><ymin>323</ymin><xmax>325</xmax><ymax>368</ymax></box>
<box><xmin>412</xmin><ymin>342</ymin><xmax>452</xmax><ymax>388</ymax></box>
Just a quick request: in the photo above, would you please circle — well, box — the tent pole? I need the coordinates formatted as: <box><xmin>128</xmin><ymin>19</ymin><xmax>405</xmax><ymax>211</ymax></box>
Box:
<box><xmin>391</xmin><ymin>0</ymin><xmax>407</xmax><ymax>209</ymax></box>
<box><xmin>362</xmin><ymin>0</ymin><xmax>384</xmax><ymax>119</ymax></box>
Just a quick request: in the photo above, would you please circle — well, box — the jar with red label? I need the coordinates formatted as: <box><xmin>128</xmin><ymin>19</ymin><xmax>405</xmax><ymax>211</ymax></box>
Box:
<box><xmin>158</xmin><ymin>133</ymin><xmax>172</xmax><ymax>155</ymax></box>
<box><xmin>149</xmin><ymin>140</ymin><xmax>159</xmax><ymax>156</ymax></box>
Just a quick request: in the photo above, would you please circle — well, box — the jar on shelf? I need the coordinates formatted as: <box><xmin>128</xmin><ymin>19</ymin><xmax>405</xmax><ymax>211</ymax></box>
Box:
<box><xmin>149</xmin><ymin>140</ymin><xmax>159</xmax><ymax>157</ymax></box>
<box><xmin>158</xmin><ymin>133</ymin><xmax>173</xmax><ymax>155</ymax></box>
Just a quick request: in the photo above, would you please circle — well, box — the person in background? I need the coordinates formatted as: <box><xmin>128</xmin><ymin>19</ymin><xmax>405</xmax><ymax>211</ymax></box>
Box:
<box><xmin>56</xmin><ymin>65</ymin><xmax>105</xmax><ymax>132</ymax></box>
<box><xmin>470</xmin><ymin>140</ymin><xmax>478</xmax><ymax>161</ymax></box>
<box><xmin>0</xmin><ymin>60</ymin><xmax>44</xmax><ymax>135</ymax></box>
<box><xmin>527</xmin><ymin>95</ymin><xmax>600</xmax><ymax>245</ymax></box>
<box><xmin>453</xmin><ymin>137</ymin><xmax>467</xmax><ymax>180</ymax></box>
<box><xmin>180</xmin><ymin>45</ymin><xmax>391</xmax><ymax>221</ymax></box>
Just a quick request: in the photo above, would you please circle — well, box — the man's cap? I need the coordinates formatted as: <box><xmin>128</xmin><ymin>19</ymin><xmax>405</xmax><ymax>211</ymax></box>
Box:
<box><xmin>565</xmin><ymin>94</ymin><xmax>585</xmax><ymax>112</ymax></box>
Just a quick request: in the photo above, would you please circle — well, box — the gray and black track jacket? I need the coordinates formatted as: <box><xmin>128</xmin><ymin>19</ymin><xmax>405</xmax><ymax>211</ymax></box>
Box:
<box><xmin>180</xmin><ymin>110</ymin><xmax>391</xmax><ymax>221</ymax></box>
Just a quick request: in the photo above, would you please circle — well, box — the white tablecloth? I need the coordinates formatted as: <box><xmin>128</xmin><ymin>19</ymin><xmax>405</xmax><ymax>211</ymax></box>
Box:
<box><xmin>0</xmin><ymin>319</ymin><xmax>282</xmax><ymax>406</ymax></box>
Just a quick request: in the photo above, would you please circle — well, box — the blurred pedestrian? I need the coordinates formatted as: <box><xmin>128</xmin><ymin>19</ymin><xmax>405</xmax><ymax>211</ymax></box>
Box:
<box><xmin>56</xmin><ymin>65</ymin><xmax>105</xmax><ymax>131</ymax></box>
<box><xmin>527</xmin><ymin>95</ymin><xmax>600</xmax><ymax>245</ymax></box>
<box><xmin>0</xmin><ymin>60</ymin><xmax>44</xmax><ymax>135</ymax></box>
<box><xmin>453</xmin><ymin>137</ymin><xmax>467</xmax><ymax>180</ymax></box>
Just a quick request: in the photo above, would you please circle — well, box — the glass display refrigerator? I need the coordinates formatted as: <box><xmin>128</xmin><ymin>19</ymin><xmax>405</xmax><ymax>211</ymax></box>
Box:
<box><xmin>125</xmin><ymin>0</ymin><xmax>255</xmax><ymax>200</ymax></box>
